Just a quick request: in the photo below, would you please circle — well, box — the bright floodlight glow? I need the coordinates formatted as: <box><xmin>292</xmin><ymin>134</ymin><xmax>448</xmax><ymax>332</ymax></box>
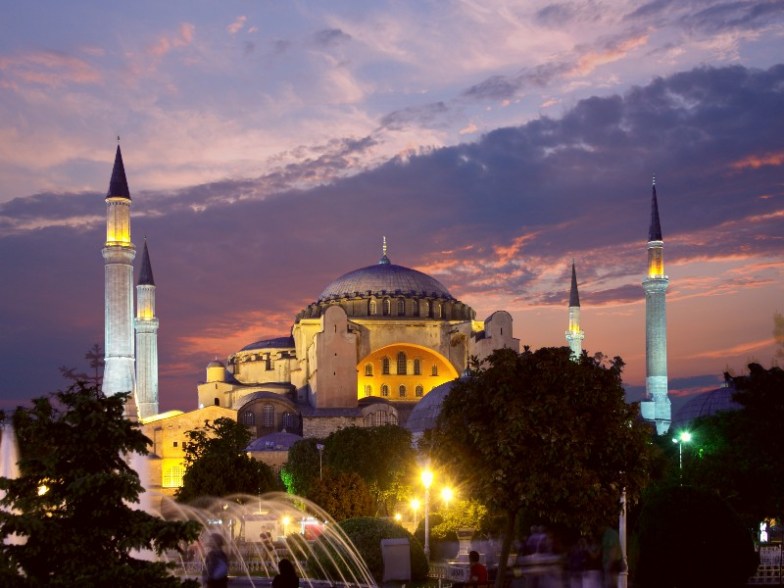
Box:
<box><xmin>411</xmin><ymin>498</ymin><xmax>421</xmax><ymax>511</ymax></box>
<box><xmin>394</xmin><ymin>513</ymin><xmax>402</xmax><ymax>522</ymax></box>
<box><xmin>421</xmin><ymin>469</ymin><xmax>433</xmax><ymax>488</ymax></box>
<box><xmin>679</xmin><ymin>431</ymin><xmax>692</xmax><ymax>442</ymax></box>
<box><xmin>441</xmin><ymin>487</ymin><xmax>454</xmax><ymax>506</ymax></box>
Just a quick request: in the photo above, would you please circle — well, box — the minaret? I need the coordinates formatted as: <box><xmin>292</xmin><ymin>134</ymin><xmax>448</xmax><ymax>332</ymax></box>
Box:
<box><xmin>135</xmin><ymin>239</ymin><xmax>159</xmax><ymax>419</ymax></box>
<box><xmin>565</xmin><ymin>261</ymin><xmax>584</xmax><ymax>360</ymax></box>
<box><xmin>641</xmin><ymin>177</ymin><xmax>671</xmax><ymax>435</ymax></box>
<box><xmin>102</xmin><ymin>144</ymin><xmax>137</xmax><ymax>399</ymax></box>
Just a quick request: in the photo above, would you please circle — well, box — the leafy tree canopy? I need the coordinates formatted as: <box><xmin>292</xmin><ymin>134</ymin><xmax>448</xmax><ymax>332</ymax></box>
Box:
<box><xmin>431</xmin><ymin>347</ymin><xmax>653</xmax><ymax>584</ymax></box>
<box><xmin>307</xmin><ymin>469</ymin><xmax>375</xmax><ymax>521</ymax></box>
<box><xmin>176</xmin><ymin>417</ymin><xmax>281</xmax><ymax>502</ymax></box>
<box><xmin>0</xmin><ymin>382</ymin><xmax>200</xmax><ymax>587</ymax></box>
<box><xmin>324</xmin><ymin>425</ymin><xmax>416</xmax><ymax>515</ymax></box>
<box><xmin>686</xmin><ymin>363</ymin><xmax>784</xmax><ymax>525</ymax></box>
<box><xmin>280</xmin><ymin>438</ymin><xmax>322</xmax><ymax>497</ymax></box>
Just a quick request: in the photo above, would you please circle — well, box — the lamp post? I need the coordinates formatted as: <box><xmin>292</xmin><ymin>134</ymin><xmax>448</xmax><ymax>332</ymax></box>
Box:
<box><xmin>672</xmin><ymin>431</ymin><xmax>692</xmax><ymax>484</ymax></box>
<box><xmin>316</xmin><ymin>443</ymin><xmax>324</xmax><ymax>480</ymax></box>
<box><xmin>421</xmin><ymin>468</ymin><xmax>433</xmax><ymax>560</ymax></box>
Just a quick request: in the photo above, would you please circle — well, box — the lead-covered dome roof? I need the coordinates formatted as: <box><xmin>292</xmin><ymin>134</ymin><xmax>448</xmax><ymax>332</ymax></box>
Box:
<box><xmin>318</xmin><ymin>254</ymin><xmax>454</xmax><ymax>302</ymax></box>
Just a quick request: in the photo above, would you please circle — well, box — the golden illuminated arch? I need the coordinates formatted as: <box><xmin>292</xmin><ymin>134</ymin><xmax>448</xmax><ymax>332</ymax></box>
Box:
<box><xmin>357</xmin><ymin>343</ymin><xmax>458</xmax><ymax>402</ymax></box>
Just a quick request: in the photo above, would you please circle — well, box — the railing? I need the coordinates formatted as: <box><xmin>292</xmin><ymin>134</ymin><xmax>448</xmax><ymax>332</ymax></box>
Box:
<box><xmin>749</xmin><ymin>544</ymin><xmax>783</xmax><ymax>585</ymax></box>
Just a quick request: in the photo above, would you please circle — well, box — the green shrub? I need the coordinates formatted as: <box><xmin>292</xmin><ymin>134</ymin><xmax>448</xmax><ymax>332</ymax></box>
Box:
<box><xmin>308</xmin><ymin>517</ymin><xmax>428</xmax><ymax>582</ymax></box>
<box><xmin>635</xmin><ymin>485</ymin><xmax>758</xmax><ymax>588</ymax></box>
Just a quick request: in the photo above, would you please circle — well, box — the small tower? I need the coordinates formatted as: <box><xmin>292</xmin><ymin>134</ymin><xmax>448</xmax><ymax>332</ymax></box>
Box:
<box><xmin>135</xmin><ymin>239</ymin><xmax>159</xmax><ymax>419</ymax></box>
<box><xmin>102</xmin><ymin>144</ymin><xmax>137</xmax><ymax>398</ymax></box>
<box><xmin>640</xmin><ymin>177</ymin><xmax>671</xmax><ymax>435</ymax></box>
<box><xmin>565</xmin><ymin>261</ymin><xmax>584</xmax><ymax>360</ymax></box>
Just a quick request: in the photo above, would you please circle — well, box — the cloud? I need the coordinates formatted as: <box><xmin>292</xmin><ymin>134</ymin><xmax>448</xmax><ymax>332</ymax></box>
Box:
<box><xmin>227</xmin><ymin>16</ymin><xmax>247</xmax><ymax>35</ymax></box>
<box><xmin>731</xmin><ymin>150</ymin><xmax>784</xmax><ymax>170</ymax></box>
<box><xmin>2</xmin><ymin>63</ymin><xmax>783</xmax><ymax>409</ymax></box>
<box><xmin>0</xmin><ymin>50</ymin><xmax>102</xmax><ymax>87</ymax></box>
<box><xmin>313</xmin><ymin>28</ymin><xmax>352</xmax><ymax>47</ymax></box>
<box><xmin>379</xmin><ymin>101</ymin><xmax>449</xmax><ymax>130</ymax></box>
<box><xmin>147</xmin><ymin>23</ymin><xmax>195</xmax><ymax>58</ymax></box>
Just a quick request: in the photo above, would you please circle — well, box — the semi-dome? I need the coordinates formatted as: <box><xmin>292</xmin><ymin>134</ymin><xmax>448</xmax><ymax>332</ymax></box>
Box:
<box><xmin>318</xmin><ymin>256</ymin><xmax>454</xmax><ymax>302</ymax></box>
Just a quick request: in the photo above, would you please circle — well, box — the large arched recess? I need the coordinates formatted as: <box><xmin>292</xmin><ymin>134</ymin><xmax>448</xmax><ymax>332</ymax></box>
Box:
<box><xmin>357</xmin><ymin>343</ymin><xmax>459</xmax><ymax>402</ymax></box>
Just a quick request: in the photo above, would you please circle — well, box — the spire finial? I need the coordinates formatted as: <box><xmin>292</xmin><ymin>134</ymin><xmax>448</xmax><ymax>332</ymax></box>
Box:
<box><xmin>569</xmin><ymin>260</ymin><xmax>580</xmax><ymax>307</ymax></box>
<box><xmin>117</xmin><ymin>135</ymin><xmax>121</xmax><ymax>144</ymax></box>
<box><xmin>379</xmin><ymin>236</ymin><xmax>391</xmax><ymax>264</ymax></box>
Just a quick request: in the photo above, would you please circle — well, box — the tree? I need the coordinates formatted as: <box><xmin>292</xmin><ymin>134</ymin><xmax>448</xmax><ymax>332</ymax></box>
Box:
<box><xmin>431</xmin><ymin>347</ymin><xmax>653</xmax><ymax>586</ymax></box>
<box><xmin>0</xmin><ymin>381</ymin><xmax>201</xmax><ymax>587</ymax></box>
<box><xmin>325</xmin><ymin>425</ymin><xmax>417</xmax><ymax>514</ymax></box>
<box><xmin>280</xmin><ymin>438</ymin><xmax>322</xmax><ymax>497</ymax></box>
<box><xmin>687</xmin><ymin>363</ymin><xmax>784</xmax><ymax>526</ymax></box>
<box><xmin>307</xmin><ymin>469</ymin><xmax>375</xmax><ymax>521</ymax></box>
<box><xmin>635</xmin><ymin>485</ymin><xmax>757</xmax><ymax>588</ymax></box>
<box><xmin>176</xmin><ymin>417</ymin><xmax>281</xmax><ymax>502</ymax></box>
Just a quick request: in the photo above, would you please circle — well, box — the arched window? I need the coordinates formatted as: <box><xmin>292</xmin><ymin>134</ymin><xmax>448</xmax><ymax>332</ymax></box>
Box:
<box><xmin>426</xmin><ymin>301</ymin><xmax>432</xmax><ymax>317</ymax></box>
<box><xmin>397</xmin><ymin>352</ymin><xmax>407</xmax><ymax>375</ymax></box>
<box><xmin>415</xmin><ymin>385</ymin><xmax>424</xmax><ymax>397</ymax></box>
<box><xmin>397</xmin><ymin>299</ymin><xmax>406</xmax><ymax>316</ymax></box>
<box><xmin>382</xmin><ymin>357</ymin><xmax>390</xmax><ymax>375</ymax></box>
<box><xmin>432</xmin><ymin>365</ymin><xmax>439</xmax><ymax>376</ymax></box>
<box><xmin>213</xmin><ymin>398</ymin><xmax>220</xmax><ymax>406</ymax></box>
<box><xmin>162</xmin><ymin>464</ymin><xmax>184</xmax><ymax>488</ymax></box>
<box><xmin>413</xmin><ymin>302</ymin><xmax>420</xmax><ymax>317</ymax></box>
<box><xmin>413</xmin><ymin>359</ymin><xmax>421</xmax><ymax>375</ymax></box>
<box><xmin>381</xmin><ymin>384</ymin><xmax>390</xmax><ymax>397</ymax></box>
<box><xmin>399</xmin><ymin>385</ymin><xmax>407</xmax><ymax>398</ymax></box>
<box><xmin>241</xmin><ymin>411</ymin><xmax>255</xmax><ymax>426</ymax></box>
<box><xmin>365</xmin><ymin>363</ymin><xmax>373</xmax><ymax>377</ymax></box>
<box><xmin>262</xmin><ymin>404</ymin><xmax>275</xmax><ymax>428</ymax></box>
<box><xmin>364</xmin><ymin>384</ymin><xmax>372</xmax><ymax>396</ymax></box>
<box><xmin>383</xmin><ymin>298</ymin><xmax>391</xmax><ymax>316</ymax></box>
<box><xmin>282</xmin><ymin>412</ymin><xmax>297</xmax><ymax>431</ymax></box>
<box><xmin>369</xmin><ymin>300</ymin><xmax>377</xmax><ymax>315</ymax></box>
<box><xmin>435</xmin><ymin>304</ymin><xmax>442</xmax><ymax>318</ymax></box>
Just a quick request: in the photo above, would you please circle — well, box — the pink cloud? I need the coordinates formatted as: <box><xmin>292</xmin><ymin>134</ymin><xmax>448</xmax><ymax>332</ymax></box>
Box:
<box><xmin>147</xmin><ymin>23</ymin><xmax>196</xmax><ymax>58</ymax></box>
<box><xmin>0</xmin><ymin>50</ymin><xmax>101</xmax><ymax>87</ymax></box>
<box><xmin>571</xmin><ymin>34</ymin><xmax>649</xmax><ymax>77</ymax></box>
<box><xmin>227</xmin><ymin>16</ymin><xmax>247</xmax><ymax>35</ymax></box>
<box><xmin>731</xmin><ymin>150</ymin><xmax>784</xmax><ymax>170</ymax></box>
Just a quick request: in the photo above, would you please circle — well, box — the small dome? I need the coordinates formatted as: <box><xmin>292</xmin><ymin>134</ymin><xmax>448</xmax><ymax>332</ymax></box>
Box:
<box><xmin>240</xmin><ymin>336</ymin><xmax>295</xmax><ymax>352</ymax></box>
<box><xmin>207</xmin><ymin>360</ymin><xmax>225</xmax><ymax>368</ymax></box>
<box><xmin>672</xmin><ymin>384</ymin><xmax>740</xmax><ymax>428</ymax></box>
<box><xmin>405</xmin><ymin>378</ymin><xmax>460</xmax><ymax>434</ymax></box>
<box><xmin>318</xmin><ymin>261</ymin><xmax>454</xmax><ymax>302</ymax></box>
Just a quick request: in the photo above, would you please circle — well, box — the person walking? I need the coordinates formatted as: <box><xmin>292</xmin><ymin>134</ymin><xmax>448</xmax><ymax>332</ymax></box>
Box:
<box><xmin>273</xmin><ymin>558</ymin><xmax>300</xmax><ymax>588</ymax></box>
<box><xmin>203</xmin><ymin>533</ymin><xmax>229</xmax><ymax>588</ymax></box>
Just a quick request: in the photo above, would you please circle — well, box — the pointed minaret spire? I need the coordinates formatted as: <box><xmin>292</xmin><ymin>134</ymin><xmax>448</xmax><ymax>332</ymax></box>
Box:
<box><xmin>565</xmin><ymin>260</ymin><xmax>584</xmax><ymax>360</ymax></box>
<box><xmin>649</xmin><ymin>176</ymin><xmax>662</xmax><ymax>242</ymax></box>
<box><xmin>379</xmin><ymin>235</ymin><xmax>391</xmax><ymax>264</ymax></box>
<box><xmin>641</xmin><ymin>176</ymin><xmax>671</xmax><ymax>435</ymax></box>
<box><xmin>107</xmin><ymin>144</ymin><xmax>131</xmax><ymax>200</ymax></box>
<box><xmin>135</xmin><ymin>238</ymin><xmax>159</xmax><ymax>419</ymax></box>
<box><xmin>138</xmin><ymin>238</ymin><xmax>155</xmax><ymax>286</ymax></box>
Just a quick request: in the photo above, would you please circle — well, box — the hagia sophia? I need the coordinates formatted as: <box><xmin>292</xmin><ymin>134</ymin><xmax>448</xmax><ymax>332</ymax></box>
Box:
<box><xmin>100</xmin><ymin>145</ymin><xmax>671</xmax><ymax>496</ymax></box>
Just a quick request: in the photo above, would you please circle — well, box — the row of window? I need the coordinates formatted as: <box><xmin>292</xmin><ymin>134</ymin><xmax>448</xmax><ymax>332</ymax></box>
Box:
<box><xmin>364</xmin><ymin>384</ymin><xmax>425</xmax><ymax>398</ymax></box>
<box><xmin>364</xmin><ymin>353</ymin><xmax>438</xmax><ymax>376</ymax></box>
<box><xmin>240</xmin><ymin>406</ymin><xmax>298</xmax><ymax>429</ymax></box>
<box><xmin>368</xmin><ymin>298</ymin><xmax>445</xmax><ymax>318</ymax></box>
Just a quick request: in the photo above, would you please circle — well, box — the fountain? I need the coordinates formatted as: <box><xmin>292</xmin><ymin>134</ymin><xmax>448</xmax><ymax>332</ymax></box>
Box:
<box><xmin>157</xmin><ymin>492</ymin><xmax>377</xmax><ymax>587</ymax></box>
<box><xmin>0</xmin><ymin>422</ymin><xmax>25</xmax><ymax>545</ymax></box>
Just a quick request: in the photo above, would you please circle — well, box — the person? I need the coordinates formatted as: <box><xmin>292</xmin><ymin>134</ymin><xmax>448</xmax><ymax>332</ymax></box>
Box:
<box><xmin>601</xmin><ymin>526</ymin><xmax>623</xmax><ymax>588</ymax></box>
<box><xmin>273</xmin><ymin>557</ymin><xmax>300</xmax><ymax>588</ymax></box>
<box><xmin>203</xmin><ymin>533</ymin><xmax>229</xmax><ymax>588</ymax></box>
<box><xmin>469</xmin><ymin>550</ymin><xmax>488</xmax><ymax>586</ymax></box>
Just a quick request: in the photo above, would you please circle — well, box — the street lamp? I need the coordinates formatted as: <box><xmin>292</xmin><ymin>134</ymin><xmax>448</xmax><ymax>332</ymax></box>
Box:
<box><xmin>421</xmin><ymin>468</ymin><xmax>433</xmax><ymax>560</ymax></box>
<box><xmin>410</xmin><ymin>498</ymin><xmax>421</xmax><ymax>527</ymax></box>
<box><xmin>316</xmin><ymin>444</ymin><xmax>325</xmax><ymax>480</ymax></box>
<box><xmin>672</xmin><ymin>431</ymin><xmax>692</xmax><ymax>484</ymax></box>
<box><xmin>441</xmin><ymin>486</ymin><xmax>453</xmax><ymax>510</ymax></box>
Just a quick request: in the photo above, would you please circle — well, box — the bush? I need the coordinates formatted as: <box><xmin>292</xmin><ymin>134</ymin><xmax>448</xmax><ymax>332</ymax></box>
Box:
<box><xmin>308</xmin><ymin>517</ymin><xmax>428</xmax><ymax>582</ymax></box>
<box><xmin>635</xmin><ymin>485</ymin><xmax>758</xmax><ymax>588</ymax></box>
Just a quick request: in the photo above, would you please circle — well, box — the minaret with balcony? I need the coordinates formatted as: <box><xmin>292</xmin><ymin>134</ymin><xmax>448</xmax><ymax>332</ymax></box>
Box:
<box><xmin>135</xmin><ymin>239</ymin><xmax>159</xmax><ymax>419</ymax></box>
<box><xmin>102</xmin><ymin>145</ymin><xmax>137</xmax><ymax>399</ymax></box>
<box><xmin>640</xmin><ymin>177</ymin><xmax>671</xmax><ymax>434</ymax></box>
<box><xmin>565</xmin><ymin>261</ymin><xmax>584</xmax><ymax>360</ymax></box>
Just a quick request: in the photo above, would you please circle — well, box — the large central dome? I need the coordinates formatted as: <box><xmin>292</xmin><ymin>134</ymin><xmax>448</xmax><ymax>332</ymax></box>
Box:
<box><xmin>318</xmin><ymin>254</ymin><xmax>454</xmax><ymax>302</ymax></box>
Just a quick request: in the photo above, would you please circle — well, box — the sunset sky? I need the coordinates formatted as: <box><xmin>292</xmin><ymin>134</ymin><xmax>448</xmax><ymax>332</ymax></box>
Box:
<box><xmin>1</xmin><ymin>1</ymin><xmax>783</xmax><ymax>413</ymax></box>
